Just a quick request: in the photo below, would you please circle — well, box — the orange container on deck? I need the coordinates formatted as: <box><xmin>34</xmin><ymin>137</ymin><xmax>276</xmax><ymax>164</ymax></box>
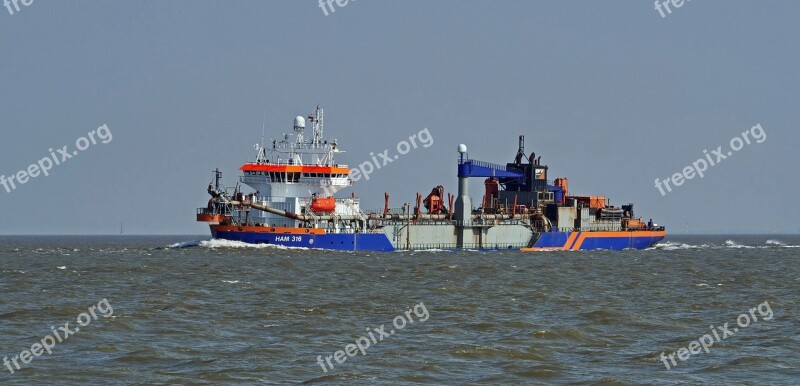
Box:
<box><xmin>589</xmin><ymin>196</ymin><xmax>606</xmax><ymax>209</ymax></box>
<box><xmin>554</xmin><ymin>178</ymin><xmax>569</xmax><ymax>198</ymax></box>
<box><xmin>568</xmin><ymin>195</ymin><xmax>607</xmax><ymax>209</ymax></box>
<box><xmin>624</xmin><ymin>218</ymin><xmax>645</xmax><ymax>230</ymax></box>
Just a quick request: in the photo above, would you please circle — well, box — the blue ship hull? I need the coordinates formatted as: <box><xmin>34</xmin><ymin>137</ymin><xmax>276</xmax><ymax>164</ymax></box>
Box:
<box><xmin>526</xmin><ymin>231</ymin><xmax>666</xmax><ymax>251</ymax></box>
<box><xmin>211</xmin><ymin>228</ymin><xmax>396</xmax><ymax>251</ymax></box>
<box><xmin>210</xmin><ymin>227</ymin><xmax>664</xmax><ymax>252</ymax></box>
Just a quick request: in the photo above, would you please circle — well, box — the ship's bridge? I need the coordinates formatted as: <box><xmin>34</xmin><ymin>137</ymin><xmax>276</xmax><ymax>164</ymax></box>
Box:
<box><xmin>240</xmin><ymin>162</ymin><xmax>350</xmax><ymax>183</ymax></box>
<box><xmin>238</xmin><ymin>105</ymin><xmax>354</xmax><ymax>198</ymax></box>
<box><xmin>239</xmin><ymin>161</ymin><xmax>353</xmax><ymax>198</ymax></box>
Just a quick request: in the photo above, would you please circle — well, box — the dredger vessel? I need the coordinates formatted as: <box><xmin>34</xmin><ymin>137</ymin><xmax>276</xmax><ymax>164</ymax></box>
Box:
<box><xmin>196</xmin><ymin>105</ymin><xmax>665</xmax><ymax>251</ymax></box>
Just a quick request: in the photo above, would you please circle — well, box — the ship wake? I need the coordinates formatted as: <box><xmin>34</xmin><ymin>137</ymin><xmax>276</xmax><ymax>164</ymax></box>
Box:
<box><xmin>166</xmin><ymin>239</ymin><xmax>310</xmax><ymax>250</ymax></box>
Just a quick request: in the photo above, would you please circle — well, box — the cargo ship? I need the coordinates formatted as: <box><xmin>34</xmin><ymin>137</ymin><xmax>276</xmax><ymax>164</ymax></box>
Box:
<box><xmin>196</xmin><ymin>105</ymin><xmax>665</xmax><ymax>251</ymax></box>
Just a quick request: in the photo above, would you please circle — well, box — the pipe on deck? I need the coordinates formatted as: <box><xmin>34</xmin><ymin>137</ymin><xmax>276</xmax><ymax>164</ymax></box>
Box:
<box><xmin>229</xmin><ymin>200</ymin><xmax>534</xmax><ymax>223</ymax></box>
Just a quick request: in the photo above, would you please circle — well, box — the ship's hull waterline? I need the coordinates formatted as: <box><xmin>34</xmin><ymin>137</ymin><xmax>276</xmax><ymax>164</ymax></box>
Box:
<box><xmin>210</xmin><ymin>225</ymin><xmax>665</xmax><ymax>251</ymax></box>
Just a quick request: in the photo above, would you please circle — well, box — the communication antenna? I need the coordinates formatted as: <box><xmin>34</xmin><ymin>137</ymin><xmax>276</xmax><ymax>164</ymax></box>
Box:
<box><xmin>261</xmin><ymin>112</ymin><xmax>266</xmax><ymax>150</ymax></box>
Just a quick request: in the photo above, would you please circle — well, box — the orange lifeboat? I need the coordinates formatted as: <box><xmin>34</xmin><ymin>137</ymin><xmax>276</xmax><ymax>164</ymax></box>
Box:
<box><xmin>311</xmin><ymin>197</ymin><xmax>336</xmax><ymax>213</ymax></box>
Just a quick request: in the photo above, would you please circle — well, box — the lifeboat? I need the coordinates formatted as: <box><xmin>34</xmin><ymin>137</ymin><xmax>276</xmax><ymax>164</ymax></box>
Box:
<box><xmin>311</xmin><ymin>197</ymin><xmax>336</xmax><ymax>213</ymax></box>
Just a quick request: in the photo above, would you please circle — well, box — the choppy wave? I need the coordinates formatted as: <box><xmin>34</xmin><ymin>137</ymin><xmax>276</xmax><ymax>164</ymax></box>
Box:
<box><xmin>766</xmin><ymin>239</ymin><xmax>799</xmax><ymax>248</ymax></box>
<box><xmin>649</xmin><ymin>241</ymin><xmax>707</xmax><ymax>251</ymax></box>
<box><xmin>650</xmin><ymin>239</ymin><xmax>799</xmax><ymax>251</ymax></box>
<box><xmin>724</xmin><ymin>240</ymin><xmax>755</xmax><ymax>249</ymax></box>
<box><xmin>1</xmin><ymin>234</ymin><xmax>798</xmax><ymax>385</ymax></box>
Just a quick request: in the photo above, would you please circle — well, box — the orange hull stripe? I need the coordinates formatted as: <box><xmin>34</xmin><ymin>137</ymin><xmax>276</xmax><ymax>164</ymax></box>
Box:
<box><xmin>576</xmin><ymin>231</ymin><xmax>666</xmax><ymax>238</ymax></box>
<box><xmin>572</xmin><ymin>233</ymin><xmax>588</xmax><ymax>250</ymax></box>
<box><xmin>212</xmin><ymin>225</ymin><xmax>326</xmax><ymax>235</ymax></box>
<box><xmin>196</xmin><ymin>214</ymin><xmax>225</xmax><ymax>222</ymax></box>
<box><xmin>240</xmin><ymin>164</ymin><xmax>350</xmax><ymax>174</ymax></box>
<box><xmin>569</xmin><ymin>232</ymin><xmax>584</xmax><ymax>250</ymax></box>
<box><xmin>562</xmin><ymin>232</ymin><xmax>578</xmax><ymax>250</ymax></box>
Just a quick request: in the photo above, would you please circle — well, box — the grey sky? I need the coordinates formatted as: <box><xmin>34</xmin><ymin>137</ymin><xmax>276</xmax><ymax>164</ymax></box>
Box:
<box><xmin>1</xmin><ymin>1</ymin><xmax>797</xmax><ymax>235</ymax></box>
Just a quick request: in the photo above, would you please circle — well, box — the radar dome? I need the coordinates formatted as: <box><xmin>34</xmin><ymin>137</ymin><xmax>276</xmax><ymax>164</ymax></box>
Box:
<box><xmin>294</xmin><ymin>116</ymin><xmax>306</xmax><ymax>129</ymax></box>
<box><xmin>458</xmin><ymin>144</ymin><xmax>467</xmax><ymax>153</ymax></box>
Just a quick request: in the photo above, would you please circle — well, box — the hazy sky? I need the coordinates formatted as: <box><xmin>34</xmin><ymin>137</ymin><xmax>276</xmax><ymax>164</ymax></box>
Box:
<box><xmin>1</xmin><ymin>1</ymin><xmax>798</xmax><ymax>235</ymax></box>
